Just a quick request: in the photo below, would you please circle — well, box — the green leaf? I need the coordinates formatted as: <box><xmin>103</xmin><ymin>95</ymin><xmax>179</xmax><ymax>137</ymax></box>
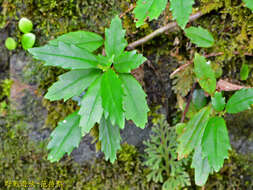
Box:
<box><xmin>185</xmin><ymin>26</ymin><xmax>215</xmax><ymax>48</ymax></box>
<box><xmin>99</xmin><ymin>115</ymin><xmax>121</xmax><ymax>163</ymax></box>
<box><xmin>133</xmin><ymin>0</ymin><xmax>167</xmax><ymax>27</ymax></box>
<box><xmin>192</xmin><ymin>89</ymin><xmax>208</xmax><ymax>110</ymax></box>
<box><xmin>211</xmin><ymin>91</ymin><xmax>225</xmax><ymax>112</ymax></box>
<box><xmin>194</xmin><ymin>53</ymin><xmax>216</xmax><ymax>95</ymax></box>
<box><xmin>240</xmin><ymin>63</ymin><xmax>249</xmax><ymax>81</ymax></box>
<box><xmin>101</xmin><ymin>69</ymin><xmax>125</xmax><ymax>129</ymax></box>
<box><xmin>243</xmin><ymin>0</ymin><xmax>253</xmax><ymax>11</ymax></box>
<box><xmin>5</xmin><ymin>37</ymin><xmax>17</xmax><ymax>50</ymax></box>
<box><xmin>105</xmin><ymin>16</ymin><xmax>127</xmax><ymax>58</ymax></box>
<box><xmin>28</xmin><ymin>42</ymin><xmax>99</xmax><ymax>69</ymax></box>
<box><xmin>191</xmin><ymin>143</ymin><xmax>212</xmax><ymax>186</ymax></box>
<box><xmin>18</xmin><ymin>17</ymin><xmax>33</xmax><ymax>33</ymax></box>
<box><xmin>47</xmin><ymin>111</ymin><xmax>81</xmax><ymax>162</ymax></box>
<box><xmin>79</xmin><ymin>77</ymin><xmax>103</xmax><ymax>136</ymax></box>
<box><xmin>45</xmin><ymin>69</ymin><xmax>100</xmax><ymax>101</ymax></box>
<box><xmin>21</xmin><ymin>33</ymin><xmax>36</xmax><ymax>50</ymax></box>
<box><xmin>114</xmin><ymin>50</ymin><xmax>147</xmax><ymax>73</ymax></box>
<box><xmin>170</xmin><ymin>0</ymin><xmax>194</xmax><ymax>29</ymax></box>
<box><xmin>119</xmin><ymin>74</ymin><xmax>149</xmax><ymax>128</ymax></box>
<box><xmin>202</xmin><ymin>117</ymin><xmax>231</xmax><ymax>172</ymax></box>
<box><xmin>226</xmin><ymin>88</ymin><xmax>253</xmax><ymax>114</ymax></box>
<box><xmin>49</xmin><ymin>31</ymin><xmax>103</xmax><ymax>52</ymax></box>
<box><xmin>177</xmin><ymin>106</ymin><xmax>210</xmax><ymax>159</ymax></box>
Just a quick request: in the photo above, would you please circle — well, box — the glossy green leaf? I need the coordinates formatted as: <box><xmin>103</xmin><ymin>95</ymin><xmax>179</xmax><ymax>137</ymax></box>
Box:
<box><xmin>243</xmin><ymin>0</ymin><xmax>253</xmax><ymax>11</ymax></box>
<box><xmin>119</xmin><ymin>74</ymin><xmax>149</xmax><ymax>128</ymax></box>
<box><xmin>28</xmin><ymin>42</ymin><xmax>98</xmax><ymax>69</ymax></box>
<box><xmin>79</xmin><ymin>77</ymin><xmax>103</xmax><ymax>136</ymax></box>
<box><xmin>18</xmin><ymin>17</ymin><xmax>33</xmax><ymax>33</ymax></box>
<box><xmin>45</xmin><ymin>69</ymin><xmax>101</xmax><ymax>101</ymax></box>
<box><xmin>47</xmin><ymin>111</ymin><xmax>81</xmax><ymax>162</ymax></box>
<box><xmin>105</xmin><ymin>16</ymin><xmax>127</xmax><ymax>58</ymax></box>
<box><xmin>5</xmin><ymin>37</ymin><xmax>17</xmax><ymax>50</ymax></box>
<box><xmin>177</xmin><ymin>106</ymin><xmax>210</xmax><ymax>159</ymax></box>
<box><xmin>194</xmin><ymin>53</ymin><xmax>216</xmax><ymax>95</ymax></box>
<box><xmin>21</xmin><ymin>33</ymin><xmax>36</xmax><ymax>50</ymax></box>
<box><xmin>185</xmin><ymin>26</ymin><xmax>215</xmax><ymax>48</ymax></box>
<box><xmin>226</xmin><ymin>88</ymin><xmax>253</xmax><ymax>114</ymax></box>
<box><xmin>191</xmin><ymin>143</ymin><xmax>212</xmax><ymax>186</ymax></box>
<box><xmin>133</xmin><ymin>0</ymin><xmax>167</xmax><ymax>27</ymax></box>
<box><xmin>202</xmin><ymin>117</ymin><xmax>231</xmax><ymax>172</ymax></box>
<box><xmin>49</xmin><ymin>31</ymin><xmax>103</xmax><ymax>52</ymax></box>
<box><xmin>114</xmin><ymin>50</ymin><xmax>147</xmax><ymax>73</ymax></box>
<box><xmin>192</xmin><ymin>89</ymin><xmax>208</xmax><ymax>110</ymax></box>
<box><xmin>99</xmin><ymin>115</ymin><xmax>121</xmax><ymax>163</ymax></box>
<box><xmin>170</xmin><ymin>0</ymin><xmax>194</xmax><ymax>29</ymax></box>
<box><xmin>211</xmin><ymin>91</ymin><xmax>225</xmax><ymax>112</ymax></box>
<box><xmin>240</xmin><ymin>63</ymin><xmax>249</xmax><ymax>81</ymax></box>
<box><xmin>101</xmin><ymin>69</ymin><xmax>125</xmax><ymax>129</ymax></box>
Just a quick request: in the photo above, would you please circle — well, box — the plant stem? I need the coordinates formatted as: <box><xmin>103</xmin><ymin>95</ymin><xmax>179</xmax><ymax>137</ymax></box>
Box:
<box><xmin>127</xmin><ymin>12</ymin><xmax>203</xmax><ymax>50</ymax></box>
<box><xmin>181</xmin><ymin>83</ymin><xmax>196</xmax><ymax>123</ymax></box>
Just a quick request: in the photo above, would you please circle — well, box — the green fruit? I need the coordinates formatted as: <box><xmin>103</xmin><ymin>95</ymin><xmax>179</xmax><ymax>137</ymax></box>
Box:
<box><xmin>21</xmin><ymin>33</ymin><xmax>36</xmax><ymax>50</ymax></box>
<box><xmin>5</xmin><ymin>37</ymin><xmax>17</xmax><ymax>50</ymax></box>
<box><xmin>18</xmin><ymin>17</ymin><xmax>33</xmax><ymax>33</ymax></box>
<box><xmin>192</xmin><ymin>89</ymin><xmax>208</xmax><ymax>110</ymax></box>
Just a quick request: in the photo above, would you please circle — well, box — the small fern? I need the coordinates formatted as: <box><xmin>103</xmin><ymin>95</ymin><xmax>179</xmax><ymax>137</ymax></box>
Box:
<box><xmin>143</xmin><ymin>115</ymin><xmax>190</xmax><ymax>190</ymax></box>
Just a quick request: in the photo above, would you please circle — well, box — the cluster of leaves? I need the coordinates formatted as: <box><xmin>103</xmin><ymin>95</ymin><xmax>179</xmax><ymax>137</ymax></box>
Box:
<box><xmin>5</xmin><ymin>17</ymin><xmax>35</xmax><ymax>51</ymax></box>
<box><xmin>133</xmin><ymin>1</ymin><xmax>253</xmax><ymax>186</ymax></box>
<box><xmin>176</xmin><ymin>52</ymin><xmax>253</xmax><ymax>186</ymax></box>
<box><xmin>144</xmin><ymin>115</ymin><xmax>190</xmax><ymax>190</ymax></box>
<box><xmin>29</xmin><ymin>16</ymin><xmax>149</xmax><ymax>163</ymax></box>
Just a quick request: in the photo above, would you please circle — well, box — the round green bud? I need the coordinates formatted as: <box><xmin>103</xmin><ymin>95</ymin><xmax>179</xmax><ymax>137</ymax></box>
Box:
<box><xmin>18</xmin><ymin>17</ymin><xmax>33</xmax><ymax>33</ymax></box>
<box><xmin>5</xmin><ymin>37</ymin><xmax>17</xmax><ymax>50</ymax></box>
<box><xmin>21</xmin><ymin>33</ymin><xmax>36</xmax><ymax>50</ymax></box>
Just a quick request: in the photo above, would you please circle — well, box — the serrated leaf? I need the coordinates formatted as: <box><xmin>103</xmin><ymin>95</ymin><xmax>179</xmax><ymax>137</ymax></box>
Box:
<box><xmin>192</xmin><ymin>89</ymin><xmax>208</xmax><ymax>110</ymax></box>
<box><xmin>202</xmin><ymin>117</ymin><xmax>231</xmax><ymax>172</ymax></box>
<box><xmin>99</xmin><ymin>115</ymin><xmax>121</xmax><ymax>163</ymax></box>
<box><xmin>170</xmin><ymin>0</ymin><xmax>194</xmax><ymax>29</ymax></box>
<box><xmin>101</xmin><ymin>69</ymin><xmax>125</xmax><ymax>129</ymax></box>
<box><xmin>47</xmin><ymin>111</ymin><xmax>81</xmax><ymax>162</ymax></box>
<box><xmin>194</xmin><ymin>53</ymin><xmax>216</xmax><ymax>95</ymax></box>
<box><xmin>177</xmin><ymin>106</ymin><xmax>210</xmax><ymax>159</ymax></box>
<box><xmin>226</xmin><ymin>88</ymin><xmax>253</xmax><ymax>114</ymax></box>
<box><xmin>45</xmin><ymin>69</ymin><xmax>101</xmax><ymax>101</ymax></box>
<box><xmin>243</xmin><ymin>0</ymin><xmax>253</xmax><ymax>11</ymax></box>
<box><xmin>79</xmin><ymin>77</ymin><xmax>103</xmax><ymax>136</ymax></box>
<box><xmin>49</xmin><ymin>31</ymin><xmax>103</xmax><ymax>52</ymax></box>
<box><xmin>185</xmin><ymin>26</ymin><xmax>215</xmax><ymax>48</ymax></box>
<box><xmin>191</xmin><ymin>143</ymin><xmax>212</xmax><ymax>186</ymax></box>
<box><xmin>211</xmin><ymin>91</ymin><xmax>225</xmax><ymax>112</ymax></box>
<box><xmin>133</xmin><ymin>0</ymin><xmax>167</xmax><ymax>27</ymax></box>
<box><xmin>240</xmin><ymin>63</ymin><xmax>249</xmax><ymax>81</ymax></box>
<box><xmin>119</xmin><ymin>74</ymin><xmax>149</xmax><ymax>128</ymax></box>
<box><xmin>114</xmin><ymin>51</ymin><xmax>147</xmax><ymax>73</ymax></box>
<box><xmin>28</xmin><ymin>42</ymin><xmax>98</xmax><ymax>69</ymax></box>
<box><xmin>105</xmin><ymin>16</ymin><xmax>127</xmax><ymax>58</ymax></box>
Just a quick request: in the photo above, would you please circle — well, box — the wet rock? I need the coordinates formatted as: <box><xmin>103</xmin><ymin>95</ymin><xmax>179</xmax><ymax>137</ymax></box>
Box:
<box><xmin>226</xmin><ymin>111</ymin><xmax>253</xmax><ymax>155</ymax></box>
